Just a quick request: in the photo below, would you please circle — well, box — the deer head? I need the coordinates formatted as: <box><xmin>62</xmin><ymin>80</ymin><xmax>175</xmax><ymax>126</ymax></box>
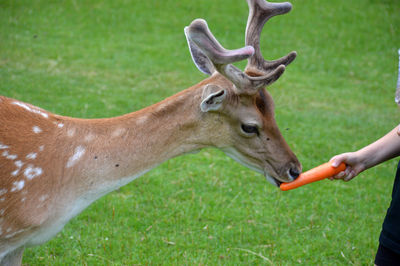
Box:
<box><xmin>185</xmin><ymin>0</ymin><xmax>301</xmax><ymax>186</ymax></box>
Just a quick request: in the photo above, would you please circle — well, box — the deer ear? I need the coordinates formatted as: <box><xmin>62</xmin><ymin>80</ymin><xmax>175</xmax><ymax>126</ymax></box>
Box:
<box><xmin>184</xmin><ymin>26</ymin><xmax>215</xmax><ymax>75</ymax></box>
<box><xmin>200</xmin><ymin>85</ymin><xmax>226</xmax><ymax>112</ymax></box>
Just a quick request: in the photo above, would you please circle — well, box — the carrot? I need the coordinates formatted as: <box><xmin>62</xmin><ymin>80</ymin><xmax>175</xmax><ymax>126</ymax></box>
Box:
<box><xmin>280</xmin><ymin>162</ymin><xmax>346</xmax><ymax>191</ymax></box>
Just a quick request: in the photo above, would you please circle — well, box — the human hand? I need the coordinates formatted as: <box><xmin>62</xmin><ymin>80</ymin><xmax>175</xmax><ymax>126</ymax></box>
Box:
<box><xmin>329</xmin><ymin>152</ymin><xmax>367</xmax><ymax>182</ymax></box>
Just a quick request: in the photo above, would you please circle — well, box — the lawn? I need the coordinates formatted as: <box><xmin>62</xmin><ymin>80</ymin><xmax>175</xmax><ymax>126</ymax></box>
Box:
<box><xmin>1</xmin><ymin>0</ymin><xmax>399</xmax><ymax>264</ymax></box>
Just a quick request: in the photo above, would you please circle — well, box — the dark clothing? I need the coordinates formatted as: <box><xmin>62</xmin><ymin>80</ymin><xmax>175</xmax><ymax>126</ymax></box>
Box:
<box><xmin>375</xmin><ymin>244</ymin><xmax>400</xmax><ymax>266</ymax></box>
<box><xmin>375</xmin><ymin>161</ymin><xmax>400</xmax><ymax>265</ymax></box>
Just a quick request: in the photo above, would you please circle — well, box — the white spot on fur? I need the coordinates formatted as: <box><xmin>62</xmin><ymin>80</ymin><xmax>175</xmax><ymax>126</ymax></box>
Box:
<box><xmin>156</xmin><ymin>103</ymin><xmax>167</xmax><ymax>112</ymax></box>
<box><xmin>67</xmin><ymin>128</ymin><xmax>76</xmax><ymax>137</ymax></box>
<box><xmin>7</xmin><ymin>154</ymin><xmax>17</xmax><ymax>160</ymax></box>
<box><xmin>12</xmin><ymin>160</ymin><xmax>24</xmax><ymax>176</ymax></box>
<box><xmin>11</xmin><ymin>169</ymin><xmax>19</xmax><ymax>176</ymax></box>
<box><xmin>2</xmin><ymin>151</ymin><xmax>17</xmax><ymax>160</ymax></box>
<box><xmin>0</xmin><ymin>189</ymin><xmax>7</xmax><ymax>197</ymax></box>
<box><xmin>39</xmin><ymin>195</ymin><xmax>49</xmax><ymax>202</ymax></box>
<box><xmin>84</xmin><ymin>134</ymin><xmax>95</xmax><ymax>142</ymax></box>
<box><xmin>32</xmin><ymin>126</ymin><xmax>42</xmax><ymax>134</ymax></box>
<box><xmin>26</xmin><ymin>152</ymin><xmax>37</xmax><ymax>160</ymax></box>
<box><xmin>24</xmin><ymin>165</ymin><xmax>43</xmax><ymax>180</ymax></box>
<box><xmin>0</xmin><ymin>198</ymin><xmax>5</xmax><ymax>202</ymax></box>
<box><xmin>15</xmin><ymin>160</ymin><xmax>24</xmax><ymax>168</ymax></box>
<box><xmin>12</xmin><ymin>101</ymin><xmax>49</xmax><ymax>118</ymax></box>
<box><xmin>112</xmin><ymin>128</ymin><xmax>126</xmax><ymax>138</ymax></box>
<box><xmin>66</xmin><ymin>146</ymin><xmax>86</xmax><ymax>168</ymax></box>
<box><xmin>57</xmin><ymin>123</ymin><xmax>64</xmax><ymax>128</ymax></box>
<box><xmin>0</xmin><ymin>143</ymin><xmax>9</xmax><ymax>150</ymax></box>
<box><xmin>39</xmin><ymin>145</ymin><xmax>44</xmax><ymax>152</ymax></box>
<box><xmin>11</xmin><ymin>180</ymin><xmax>25</xmax><ymax>192</ymax></box>
<box><xmin>136</xmin><ymin>115</ymin><xmax>148</xmax><ymax>125</ymax></box>
<box><xmin>21</xmin><ymin>197</ymin><xmax>26</xmax><ymax>202</ymax></box>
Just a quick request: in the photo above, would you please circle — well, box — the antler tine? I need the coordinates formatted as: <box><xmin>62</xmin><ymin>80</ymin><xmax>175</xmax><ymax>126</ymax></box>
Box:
<box><xmin>186</xmin><ymin>18</ymin><xmax>286</xmax><ymax>93</ymax></box>
<box><xmin>185</xmin><ymin>19</ymin><xmax>255</xmax><ymax>68</ymax></box>
<box><xmin>245</xmin><ymin>0</ymin><xmax>297</xmax><ymax>76</ymax></box>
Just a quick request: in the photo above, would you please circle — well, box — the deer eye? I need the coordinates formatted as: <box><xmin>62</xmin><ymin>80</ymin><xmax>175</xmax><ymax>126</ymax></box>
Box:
<box><xmin>241</xmin><ymin>124</ymin><xmax>259</xmax><ymax>136</ymax></box>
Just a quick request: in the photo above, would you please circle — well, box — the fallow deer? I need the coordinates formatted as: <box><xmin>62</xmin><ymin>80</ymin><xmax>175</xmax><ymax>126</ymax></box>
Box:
<box><xmin>0</xmin><ymin>0</ymin><xmax>301</xmax><ymax>264</ymax></box>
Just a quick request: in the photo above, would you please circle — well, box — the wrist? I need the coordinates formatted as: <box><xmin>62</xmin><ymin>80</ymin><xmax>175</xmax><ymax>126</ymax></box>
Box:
<box><xmin>352</xmin><ymin>149</ymin><xmax>370</xmax><ymax>171</ymax></box>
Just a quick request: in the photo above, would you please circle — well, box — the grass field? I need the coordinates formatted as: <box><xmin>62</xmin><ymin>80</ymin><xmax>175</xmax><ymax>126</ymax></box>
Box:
<box><xmin>1</xmin><ymin>0</ymin><xmax>400</xmax><ymax>264</ymax></box>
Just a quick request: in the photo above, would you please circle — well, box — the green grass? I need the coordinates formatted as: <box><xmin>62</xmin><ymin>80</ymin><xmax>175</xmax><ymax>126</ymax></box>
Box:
<box><xmin>1</xmin><ymin>0</ymin><xmax>400</xmax><ymax>264</ymax></box>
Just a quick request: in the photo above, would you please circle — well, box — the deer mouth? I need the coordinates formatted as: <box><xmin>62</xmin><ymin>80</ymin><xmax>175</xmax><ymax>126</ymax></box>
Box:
<box><xmin>272</xmin><ymin>178</ymin><xmax>282</xmax><ymax>187</ymax></box>
<box><xmin>264</xmin><ymin>171</ymin><xmax>283</xmax><ymax>187</ymax></box>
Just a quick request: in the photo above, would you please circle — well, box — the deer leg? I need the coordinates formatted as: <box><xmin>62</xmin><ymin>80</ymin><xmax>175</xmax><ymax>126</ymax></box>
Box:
<box><xmin>0</xmin><ymin>247</ymin><xmax>25</xmax><ymax>266</ymax></box>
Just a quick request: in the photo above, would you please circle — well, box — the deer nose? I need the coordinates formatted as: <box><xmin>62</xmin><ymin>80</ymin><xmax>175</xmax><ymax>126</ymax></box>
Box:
<box><xmin>289</xmin><ymin>167</ymin><xmax>301</xmax><ymax>180</ymax></box>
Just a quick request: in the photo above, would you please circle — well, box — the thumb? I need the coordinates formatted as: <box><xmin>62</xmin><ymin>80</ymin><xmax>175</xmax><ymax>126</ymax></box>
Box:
<box><xmin>330</xmin><ymin>154</ymin><xmax>348</xmax><ymax>168</ymax></box>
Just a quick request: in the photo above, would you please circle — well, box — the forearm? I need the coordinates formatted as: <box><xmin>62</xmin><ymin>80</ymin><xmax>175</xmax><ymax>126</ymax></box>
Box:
<box><xmin>355</xmin><ymin>126</ymin><xmax>400</xmax><ymax>170</ymax></box>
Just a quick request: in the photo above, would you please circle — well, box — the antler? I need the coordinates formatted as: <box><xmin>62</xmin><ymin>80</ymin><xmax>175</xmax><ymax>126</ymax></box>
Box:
<box><xmin>245</xmin><ymin>0</ymin><xmax>297</xmax><ymax>76</ymax></box>
<box><xmin>185</xmin><ymin>19</ymin><xmax>286</xmax><ymax>94</ymax></box>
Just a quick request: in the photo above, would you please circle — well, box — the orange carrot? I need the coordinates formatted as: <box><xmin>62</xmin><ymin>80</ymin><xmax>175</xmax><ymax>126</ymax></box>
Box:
<box><xmin>280</xmin><ymin>162</ymin><xmax>346</xmax><ymax>191</ymax></box>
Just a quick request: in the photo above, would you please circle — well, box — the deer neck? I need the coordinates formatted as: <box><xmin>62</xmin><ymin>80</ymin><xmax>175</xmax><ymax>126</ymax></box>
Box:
<box><xmin>59</xmin><ymin>86</ymin><xmax>207</xmax><ymax>200</ymax></box>
<box><xmin>104</xmin><ymin>88</ymin><xmax>204</xmax><ymax>173</ymax></box>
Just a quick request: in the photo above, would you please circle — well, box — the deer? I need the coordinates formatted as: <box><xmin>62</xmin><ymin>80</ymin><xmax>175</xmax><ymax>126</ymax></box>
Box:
<box><xmin>0</xmin><ymin>0</ymin><xmax>301</xmax><ymax>264</ymax></box>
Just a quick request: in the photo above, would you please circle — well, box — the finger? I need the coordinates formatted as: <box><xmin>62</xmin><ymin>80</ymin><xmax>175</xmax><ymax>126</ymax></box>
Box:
<box><xmin>344</xmin><ymin>171</ymin><xmax>355</xmax><ymax>182</ymax></box>
<box><xmin>337</xmin><ymin>168</ymin><xmax>351</xmax><ymax>181</ymax></box>
<box><xmin>343</xmin><ymin>168</ymin><xmax>359</xmax><ymax>182</ymax></box>
<box><xmin>330</xmin><ymin>154</ymin><xmax>347</xmax><ymax>168</ymax></box>
<box><xmin>331</xmin><ymin>171</ymin><xmax>345</xmax><ymax>180</ymax></box>
<box><xmin>397</xmin><ymin>124</ymin><xmax>400</xmax><ymax>136</ymax></box>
